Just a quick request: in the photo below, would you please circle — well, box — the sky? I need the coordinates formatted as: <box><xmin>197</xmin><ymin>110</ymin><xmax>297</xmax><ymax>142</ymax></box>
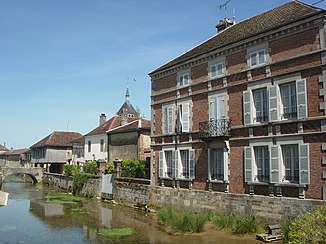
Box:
<box><xmin>1</xmin><ymin>0</ymin><xmax>325</xmax><ymax>149</ymax></box>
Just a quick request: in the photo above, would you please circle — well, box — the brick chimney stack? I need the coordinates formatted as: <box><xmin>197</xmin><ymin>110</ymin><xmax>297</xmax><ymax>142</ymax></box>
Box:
<box><xmin>99</xmin><ymin>113</ymin><xmax>106</xmax><ymax>125</ymax></box>
<box><xmin>216</xmin><ymin>18</ymin><xmax>234</xmax><ymax>33</ymax></box>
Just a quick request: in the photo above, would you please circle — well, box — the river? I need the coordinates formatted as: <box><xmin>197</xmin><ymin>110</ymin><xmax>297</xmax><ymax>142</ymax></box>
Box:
<box><xmin>0</xmin><ymin>179</ymin><xmax>262</xmax><ymax>244</ymax></box>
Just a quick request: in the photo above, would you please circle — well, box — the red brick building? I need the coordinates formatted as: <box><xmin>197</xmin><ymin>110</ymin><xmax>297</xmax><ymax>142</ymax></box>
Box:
<box><xmin>149</xmin><ymin>1</ymin><xmax>326</xmax><ymax>200</ymax></box>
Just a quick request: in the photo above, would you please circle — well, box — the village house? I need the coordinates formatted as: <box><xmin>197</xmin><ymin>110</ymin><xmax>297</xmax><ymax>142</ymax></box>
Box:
<box><xmin>107</xmin><ymin>118</ymin><xmax>151</xmax><ymax>162</ymax></box>
<box><xmin>81</xmin><ymin>87</ymin><xmax>150</xmax><ymax>166</ymax></box>
<box><xmin>0</xmin><ymin>148</ymin><xmax>31</xmax><ymax>167</ymax></box>
<box><xmin>149</xmin><ymin>1</ymin><xmax>326</xmax><ymax>200</ymax></box>
<box><xmin>30</xmin><ymin>131</ymin><xmax>82</xmax><ymax>173</ymax></box>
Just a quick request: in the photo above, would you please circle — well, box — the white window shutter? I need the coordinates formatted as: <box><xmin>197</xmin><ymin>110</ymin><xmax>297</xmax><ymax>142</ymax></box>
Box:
<box><xmin>269</xmin><ymin>86</ymin><xmax>279</xmax><ymax>122</ymax></box>
<box><xmin>189</xmin><ymin>149</ymin><xmax>195</xmax><ymax>179</ymax></box>
<box><xmin>162</xmin><ymin>108</ymin><xmax>167</xmax><ymax>134</ymax></box>
<box><xmin>207</xmin><ymin>148</ymin><xmax>211</xmax><ymax>180</ymax></box>
<box><xmin>217</xmin><ymin>96</ymin><xmax>225</xmax><ymax>119</ymax></box>
<box><xmin>243</xmin><ymin>91</ymin><xmax>251</xmax><ymax>125</ymax></box>
<box><xmin>171</xmin><ymin>150</ymin><xmax>176</xmax><ymax>178</ymax></box>
<box><xmin>296</xmin><ymin>79</ymin><xmax>307</xmax><ymax>119</ymax></box>
<box><xmin>168</xmin><ymin>107</ymin><xmax>174</xmax><ymax>134</ymax></box>
<box><xmin>209</xmin><ymin>98</ymin><xmax>216</xmax><ymax>120</ymax></box>
<box><xmin>159</xmin><ymin>151</ymin><xmax>163</xmax><ymax>177</ymax></box>
<box><xmin>299</xmin><ymin>144</ymin><xmax>310</xmax><ymax>185</ymax></box>
<box><xmin>223</xmin><ymin>148</ymin><xmax>229</xmax><ymax>182</ymax></box>
<box><xmin>182</xmin><ymin>103</ymin><xmax>190</xmax><ymax>132</ymax></box>
<box><xmin>270</xmin><ymin>145</ymin><xmax>280</xmax><ymax>183</ymax></box>
<box><xmin>244</xmin><ymin>146</ymin><xmax>252</xmax><ymax>182</ymax></box>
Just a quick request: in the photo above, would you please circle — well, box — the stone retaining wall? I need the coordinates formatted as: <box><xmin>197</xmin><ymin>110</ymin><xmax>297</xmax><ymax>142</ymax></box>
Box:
<box><xmin>43</xmin><ymin>173</ymin><xmax>101</xmax><ymax>197</ymax></box>
<box><xmin>44</xmin><ymin>173</ymin><xmax>325</xmax><ymax>222</ymax></box>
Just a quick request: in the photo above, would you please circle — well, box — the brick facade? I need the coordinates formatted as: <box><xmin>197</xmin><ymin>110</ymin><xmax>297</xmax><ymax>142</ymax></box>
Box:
<box><xmin>149</xmin><ymin>2</ymin><xmax>326</xmax><ymax>200</ymax></box>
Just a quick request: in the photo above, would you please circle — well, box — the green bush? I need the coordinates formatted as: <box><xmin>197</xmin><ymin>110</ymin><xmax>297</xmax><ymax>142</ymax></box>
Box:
<box><xmin>64</xmin><ymin>164</ymin><xmax>78</xmax><ymax>176</ymax></box>
<box><xmin>73</xmin><ymin>172</ymin><xmax>91</xmax><ymax>195</ymax></box>
<box><xmin>121</xmin><ymin>160</ymin><xmax>146</xmax><ymax>178</ymax></box>
<box><xmin>103</xmin><ymin>162</ymin><xmax>114</xmax><ymax>174</ymax></box>
<box><xmin>287</xmin><ymin>206</ymin><xmax>326</xmax><ymax>244</ymax></box>
<box><xmin>83</xmin><ymin>161</ymin><xmax>98</xmax><ymax>175</ymax></box>
<box><xmin>157</xmin><ymin>206</ymin><xmax>210</xmax><ymax>233</ymax></box>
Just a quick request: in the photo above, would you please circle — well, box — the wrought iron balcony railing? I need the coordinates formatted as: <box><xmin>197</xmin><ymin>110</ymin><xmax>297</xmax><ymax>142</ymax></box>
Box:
<box><xmin>199</xmin><ymin>119</ymin><xmax>231</xmax><ymax>139</ymax></box>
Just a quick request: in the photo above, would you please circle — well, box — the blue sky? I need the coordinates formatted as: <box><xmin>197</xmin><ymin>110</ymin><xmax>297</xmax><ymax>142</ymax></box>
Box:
<box><xmin>1</xmin><ymin>0</ymin><xmax>325</xmax><ymax>149</ymax></box>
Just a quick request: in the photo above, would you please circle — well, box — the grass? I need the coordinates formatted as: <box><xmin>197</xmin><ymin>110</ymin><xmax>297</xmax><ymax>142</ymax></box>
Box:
<box><xmin>45</xmin><ymin>193</ymin><xmax>82</xmax><ymax>204</ymax></box>
<box><xmin>212</xmin><ymin>212</ymin><xmax>266</xmax><ymax>235</ymax></box>
<box><xmin>98</xmin><ymin>228</ymin><xmax>134</xmax><ymax>238</ymax></box>
<box><xmin>157</xmin><ymin>206</ymin><xmax>211</xmax><ymax>233</ymax></box>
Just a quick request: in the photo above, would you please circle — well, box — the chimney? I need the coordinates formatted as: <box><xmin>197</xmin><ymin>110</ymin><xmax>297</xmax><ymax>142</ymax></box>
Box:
<box><xmin>215</xmin><ymin>18</ymin><xmax>234</xmax><ymax>33</ymax></box>
<box><xmin>99</xmin><ymin>113</ymin><xmax>106</xmax><ymax>125</ymax></box>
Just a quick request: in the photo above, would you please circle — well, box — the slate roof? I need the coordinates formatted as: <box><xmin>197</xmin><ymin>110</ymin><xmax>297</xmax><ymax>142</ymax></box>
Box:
<box><xmin>30</xmin><ymin>131</ymin><xmax>82</xmax><ymax>149</ymax></box>
<box><xmin>116</xmin><ymin>100</ymin><xmax>137</xmax><ymax>117</ymax></box>
<box><xmin>85</xmin><ymin>115</ymin><xmax>138</xmax><ymax>136</ymax></box>
<box><xmin>107</xmin><ymin>118</ymin><xmax>151</xmax><ymax>134</ymax></box>
<box><xmin>149</xmin><ymin>1</ymin><xmax>323</xmax><ymax>75</ymax></box>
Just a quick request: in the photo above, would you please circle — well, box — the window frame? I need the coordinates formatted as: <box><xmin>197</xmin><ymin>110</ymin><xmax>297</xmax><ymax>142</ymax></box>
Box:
<box><xmin>209</xmin><ymin>62</ymin><xmax>225</xmax><ymax>78</ymax></box>
<box><xmin>177</xmin><ymin>101</ymin><xmax>191</xmax><ymax>133</ymax></box>
<box><xmin>178</xmin><ymin>72</ymin><xmax>190</xmax><ymax>87</ymax></box>
<box><xmin>208</xmin><ymin>147</ymin><xmax>228</xmax><ymax>182</ymax></box>
<box><xmin>249</xmin><ymin>49</ymin><xmax>266</xmax><ymax>67</ymax></box>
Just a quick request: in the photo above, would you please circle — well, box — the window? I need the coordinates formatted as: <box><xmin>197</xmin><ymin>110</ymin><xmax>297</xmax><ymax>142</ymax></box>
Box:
<box><xmin>210</xmin><ymin>62</ymin><xmax>224</xmax><ymax>78</ymax></box>
<box><xmin>245</xmin><ymin>143</ymin><xmax>310</xmax><ymax>185</ymax></box>
<box><xmin>282</xmin><ymin>145</ymin><xmax>299</xmax><ymax>183</ymax></box>
<box><xmin>208</xmin><ymin>148</ymin><xmax>228</xmax><ymax>181</ymax></box>
<box><xmin>162</xmin><ymin>104</ymin><xmax>175</xmax><ymax>134</ymax></box>
<box><xmin>88</xmin><ymin>141</ymin><xmax>91</xmax><ymax>153</ymax></box>
<box><xmin>253</xmin><ymin>88</ymin><xmax>268</xmax><ymax>122</ymax></box>
<box><xmin>254</xmin><ymin>147</ymin><xmax>269</xmax><ymax>182</ymax></box>
<box><xmin>177</xmin><ymin>102</ymin><xmax>190</xmax><ymax>133</ymax></box>
<box><xmin>179</xmin><ymin>149</ymin><xmax>195</xmax><ymax>179</ymax></box>
<box><xmin>179</xmin><ymin>73</ymin><xmax>190</xmax><ymax>87</ymax></box>
<box><xmin>243</xmin><ymin>79</ymin><xmax>307</xmax><ymax>125</ymax></box>
<box><xmin>280</xmin><ymin>83</ymin><xmax>297</xmax><ymax>119</ymax></box>
<box><xmin>100</xmin><ymin>139</ymin><xmax>104</xmax><ymax>152</ymax></box>
<box><xmin>159</xmin><ymin>149</ymin><xmax>195</xmax><ymax>179</ymax></box>
<box><xmin>249</xmin><ymin>50</ymin><xmax>266</xmax><ymax>67</ymax></box>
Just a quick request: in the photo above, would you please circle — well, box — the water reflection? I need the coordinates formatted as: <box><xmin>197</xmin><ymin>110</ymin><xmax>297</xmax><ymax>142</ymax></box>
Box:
<box><xmin>0</xmin><ymin>181</ymin><xmax>262</xmax><ymax>244</ymax></box>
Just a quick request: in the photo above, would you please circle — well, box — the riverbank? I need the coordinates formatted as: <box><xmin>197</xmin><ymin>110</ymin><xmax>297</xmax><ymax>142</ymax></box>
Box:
<box><xmin>43</xmin><ymin>172</ymin><xmax>325</xmax><ymax>224</ymax></box>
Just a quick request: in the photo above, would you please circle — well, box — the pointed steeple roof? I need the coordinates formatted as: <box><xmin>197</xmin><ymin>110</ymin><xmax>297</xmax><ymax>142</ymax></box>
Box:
<box><xmin>117</xmin><ymin>86</ymin><xmax>137</xmax><ymax>117</ymax></box>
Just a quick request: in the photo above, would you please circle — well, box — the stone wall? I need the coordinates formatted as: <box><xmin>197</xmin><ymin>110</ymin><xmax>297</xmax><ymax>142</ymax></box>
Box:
<box><xmin>43</xmin><ymin>173</ymin><xmax>325</xmax><ymax>222</ymax></box>
<box><xmin>43</xmin><ymin>173</ymin><xmax>101</xmax><ymax>197</ymax></box>
<box><xmin>114</xmin><ymin>184</ymin><xmax>325</xmax><ymax>223</ymax></box>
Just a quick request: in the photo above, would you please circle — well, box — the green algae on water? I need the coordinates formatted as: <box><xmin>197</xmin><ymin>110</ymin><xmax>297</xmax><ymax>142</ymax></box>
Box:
<box><xmin>98</xmin><ymin>228</ymin><xmax>134</xmax><ymax>238</ymax></box>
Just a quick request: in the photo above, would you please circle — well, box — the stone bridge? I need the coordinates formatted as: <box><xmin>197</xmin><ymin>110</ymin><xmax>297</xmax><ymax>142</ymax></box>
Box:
<box><xmin>0</xmin><ymin>167</ymin><xmax>44</xmax><ymax>184</ymax></box>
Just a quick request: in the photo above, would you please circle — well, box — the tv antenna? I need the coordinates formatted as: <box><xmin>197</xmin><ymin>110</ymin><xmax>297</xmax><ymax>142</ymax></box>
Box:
<box><xmin>219</xmin><ymin>0</ymin><xmax>231</xmax><ymax>18</ymax></box>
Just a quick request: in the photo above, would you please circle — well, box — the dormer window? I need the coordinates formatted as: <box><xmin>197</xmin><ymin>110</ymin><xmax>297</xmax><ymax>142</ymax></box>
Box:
<box><xmin>179</xmin><ymin>73</ymin><xmax>190</xmax><ymax>87</ymax></box>
<box><xmin>249</xmin><ymin>49</ymin><xmax>266</xmax><ymax>67</ymax></box>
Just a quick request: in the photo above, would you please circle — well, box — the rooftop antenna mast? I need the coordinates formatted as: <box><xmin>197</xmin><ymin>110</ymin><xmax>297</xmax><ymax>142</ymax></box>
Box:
<box><xmin>219</xmin><ymin>0</ymin><xmax>231</xmax><ymax>18</ymax></box>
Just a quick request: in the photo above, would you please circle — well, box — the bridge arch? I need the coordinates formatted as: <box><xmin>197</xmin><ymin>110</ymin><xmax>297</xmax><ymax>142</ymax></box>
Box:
<box><xmin>0</xmin><ymin>167</ymin><xmax>44</xmax><ymax>185</ymax></box>
<box><xmin>1</xmin><ymin>172</ymin><xmax>38</xmax><ymax>184</ymax></box>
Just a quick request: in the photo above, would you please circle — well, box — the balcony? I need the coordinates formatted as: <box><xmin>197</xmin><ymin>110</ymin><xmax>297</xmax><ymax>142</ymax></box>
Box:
<box><xmin>199</xmin><ymin>119</ymin><xmax>231</xmax><ymax>139</ymax></box>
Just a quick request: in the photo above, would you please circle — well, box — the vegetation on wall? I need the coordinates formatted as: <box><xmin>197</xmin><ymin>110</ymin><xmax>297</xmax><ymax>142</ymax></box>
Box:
<box><xmin>83</xmin><ymin>161</ymin><xmax>98</xmax><ymax>175</ymax></box>
<box><xmin>73</xmin><ymin>172</ymin><xmax>91</xmax><ymax>195</ymax></box>
<box><xmin>63</xmin><ymin>164</ymin><xmax>78</xmax><ymax>176</ymax></box>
